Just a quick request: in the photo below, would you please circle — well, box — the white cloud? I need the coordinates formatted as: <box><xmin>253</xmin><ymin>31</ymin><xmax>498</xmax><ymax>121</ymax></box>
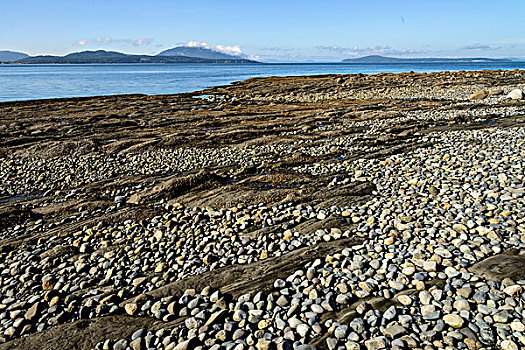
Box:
<box><xmin>73</xmin><ymin>37</ymin><xmax>153</xmax><ymax>47</ymax></box>
<box><xmin>182</xmin><ymin>41</ymin><xmax>246</xmax><ymax>57</ymax></box>
<box><xmin>317</xmin><ymin>44</ymin><xmax>423</xmax><ymax>57</ymax></box>
<box><xmin>462</xmin><ymin>43</ymin><xmax>499</xmax><ymax>51</ymax></box>
<box><xmin>74</xmin><ymin>39</ymin><xmax>88</xmax><ymax>46</ymax></box>
<box><xmin>95</xmin><ymin>38</ymin><xmax>113</xmax><ymax>43</ymax></box>
<box><xmin>133</xmin><ymin>38</ymin><xmax>153</xmax><ymax>46</ymax></box>
<box><xmin>499</xmin><ymin>38</ymin><xmax>525</xmax><ymax>45</ymax></box>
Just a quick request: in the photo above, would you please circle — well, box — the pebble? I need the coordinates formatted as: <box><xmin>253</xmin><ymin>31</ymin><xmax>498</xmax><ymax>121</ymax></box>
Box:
<box><xmin>365</xmin><ymin>336</ymin><xmax>389</xmax><ymax>350</ymax></box>
<box><xmin>2</xmin><ymin>80</ymin><xmax>525</xmax><ymax>350</ymax></box>
<box><xmin>500</xmin><ymin>340</ymin><xmax>519</xmax><ymax>350</ymax></box>
<box><xmin>443</xmin><ymin>314</ymin><xmax>465</xmax><ymax>328</ymax></box>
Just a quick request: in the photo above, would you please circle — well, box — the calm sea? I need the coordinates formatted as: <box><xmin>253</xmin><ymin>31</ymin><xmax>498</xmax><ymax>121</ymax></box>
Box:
<box><xmin>1</xmin><ymin>62</ymin><xmax>524</xmax><ymax>102</ymax></box>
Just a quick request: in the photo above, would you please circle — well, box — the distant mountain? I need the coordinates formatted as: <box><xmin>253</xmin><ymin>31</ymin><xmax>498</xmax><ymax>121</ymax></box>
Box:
<box><xmin>342</xmin><ymin>55</ymin><xmax>511</xmax><ymax>63</ymax></box>
<box><xmin>0</xmin><ymin>50</ymin><xmax>30</xmax><ymax>62</ymax></box>
<box><xmin>14</xmin><ymin>50</ymin><xmax>257</xmax><ymax>64</ymax></box>
<box><xmin>157</xmin><ymin>46</ymin><xmax>244</xmax><ymax>60</ymax></box>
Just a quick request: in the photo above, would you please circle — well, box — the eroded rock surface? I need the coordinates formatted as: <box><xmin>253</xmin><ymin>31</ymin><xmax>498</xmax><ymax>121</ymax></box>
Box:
<box><xmin>1</xmin><ymin>70</ymin><xmax>525</xmax><ymax>349</ymax></box>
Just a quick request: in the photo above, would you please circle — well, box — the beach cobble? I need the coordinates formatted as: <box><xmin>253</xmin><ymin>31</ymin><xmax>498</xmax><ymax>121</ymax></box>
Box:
<box><xmin>1</xmin><ymin>71</ymin><xmax>524</xmax><ymax>349</ymax></box>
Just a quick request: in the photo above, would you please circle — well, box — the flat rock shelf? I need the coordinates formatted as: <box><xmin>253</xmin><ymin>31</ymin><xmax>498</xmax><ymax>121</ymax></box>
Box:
<box><xmin>0</xmin><ymin>70</ymin><xmax>525</xmax><ymax>350</ymax></box>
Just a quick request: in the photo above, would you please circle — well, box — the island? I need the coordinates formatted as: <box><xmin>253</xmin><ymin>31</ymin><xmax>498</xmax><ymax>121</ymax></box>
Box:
<box><xmin>342</xmin><ymin>55</ymin><xmax>512</xmax><ymax>63</ymax></box>
<box><xmin>157</xmin><ymin>46</ymin><xmax>246</xmax><ymax>60</ymax></box>
<box><xmin>6</xmin><ymin>49</ymin><xmax>258</xmax><ymax>64</ymax></box>
<box><xmin>0</xmin><ymin>50</ymin><xmax>29</xmax><ymax>62</ymax></box>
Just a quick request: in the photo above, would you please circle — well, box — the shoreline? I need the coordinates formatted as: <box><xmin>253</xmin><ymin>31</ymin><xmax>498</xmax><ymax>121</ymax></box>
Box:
<box><xmin>1</xmin><ymin>65</ymin><xmax>525</xmax><ymax>103</ymax></box>
<box><xmin>1</xmin><ymin>70</ymin><xmax>525</xmax><ymax>349</ymax></box>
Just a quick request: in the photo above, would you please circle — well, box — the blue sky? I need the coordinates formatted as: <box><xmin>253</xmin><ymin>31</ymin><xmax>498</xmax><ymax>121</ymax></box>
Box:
<box><xmin>1</xmin><ymin>0</ymin><xmax>524</xmax><ymax>62</ymax></box>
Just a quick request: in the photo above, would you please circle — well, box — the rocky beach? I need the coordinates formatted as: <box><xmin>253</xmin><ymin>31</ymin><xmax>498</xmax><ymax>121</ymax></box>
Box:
<box><xmin>1</xmin><ymin>69</ymin><xmax>525</xmax><ymax>350</ymax></box>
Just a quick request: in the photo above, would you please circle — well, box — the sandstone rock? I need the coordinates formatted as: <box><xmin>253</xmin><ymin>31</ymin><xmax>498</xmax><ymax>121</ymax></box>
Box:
<box><xmin>256</xmin><ymin>338</ymin><xmax>273</xmax><ymax>350</ymax></box>
<box><xmin>469</xmin><ymin>90</ymin><xmax>488</xmax><ymax>100</ymax></box>
<box><xmin>24</xmin><ymin>302</ymin><xmax>42</xmax><ymax>321</ymax></box>
<box><xmin>469</xmin><ymin>251</ymin><xmax>525</xmax><ymax>281</ymax></box>
<box><xmin>383</xmin><ymin>324</ymin><xmax>406</xmax><ymax>338</ymax></box>
<box><xmin>488</xmin><ymin>89</ymin><xmax>504</xmax><ymax>95</ymax></box>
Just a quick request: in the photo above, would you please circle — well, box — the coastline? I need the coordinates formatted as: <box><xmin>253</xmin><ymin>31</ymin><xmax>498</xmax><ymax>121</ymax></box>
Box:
<box><xmin>1</xmin><ymin>70</ymin><xmax>525</xmax><ymax>349</ymax></box>
<box><xmin>1</xmin><ymin>63</ymin><xmax>525</xmax><ymax>103</ymax></box>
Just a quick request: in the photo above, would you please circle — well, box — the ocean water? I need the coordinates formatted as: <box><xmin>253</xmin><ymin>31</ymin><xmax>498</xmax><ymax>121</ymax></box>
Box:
<box><xmin>1</xmin><ymin>62</ymin><xmax>524</xmax><ymax>102</ymax></box>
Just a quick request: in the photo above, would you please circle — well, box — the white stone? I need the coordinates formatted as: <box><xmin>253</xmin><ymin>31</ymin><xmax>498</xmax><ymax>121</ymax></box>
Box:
<box><xmin>397</xmin><ymin>295</ymin><xmax>412</xmax><ymax>306</ymax></box>
<box><xmin>507</xmin><ymin>89</ymin><xmax>523</xmax><ymax>100</ymax></box>
<box><xmin>423</xmin><ymin>260</ymin><xmax>437</xmax><ymax>272</ymax></box>
<box><xmin>510</xmin><ymin>321</ymin><xmax>525</xmax><ymax>332</ymax></box>
<box><xmin>501</xmin><ymin>340</ymin><xmax>519</xmax><ymax>350</ymax></box>
<box><xmin>503</xmin><ymin>285</ymin><xmax>522</xmax><ymax>296</ymax></box>
<box><xmin>443</xmin><ymin>314</ymin><xmax>464</xmax><ymax>328</ymax></box>
<box><xmin>297</xmin><ymin>323</ymin><xmax>309</xmax><ymax>337</ymax></box>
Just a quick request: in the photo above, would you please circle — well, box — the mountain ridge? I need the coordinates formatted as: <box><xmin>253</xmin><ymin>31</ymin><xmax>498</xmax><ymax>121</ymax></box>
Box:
<box><xmin>0</xmin><ymin>50</ymin><xmax>30</xmax><ymax>62</ymax></box>
<box><xmin>342</xmin><ymin>55</ymin><xmax>512</xmax><ymax>63</ymax></box>
<box><xmin>10</xmin><ymin>50</ymin><xmax>257</xmax><ymax>64</ymax></box>
<box><xmin>157</xmin><ymin>46</ymin><xmax>244</xmax><ymax>60</ymax></box>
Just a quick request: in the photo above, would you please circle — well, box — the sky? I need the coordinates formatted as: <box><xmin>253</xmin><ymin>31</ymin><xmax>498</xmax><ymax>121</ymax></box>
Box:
<box><xmin>1</xmin><ymin>0</ymin><xmax>524</xmax><ymax>62</ymax></box>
